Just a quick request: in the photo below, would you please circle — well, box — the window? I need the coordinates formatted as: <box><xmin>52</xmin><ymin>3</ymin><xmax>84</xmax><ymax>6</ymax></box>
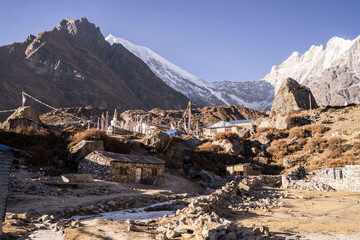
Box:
<box><xmin>152</xmin><ymin>169</ymin><xmax>158</xmax><ymax>176</ymax></box>
<box><xmin>119</xmin><ymin>167</ymin><xmax>128</xmax><ymax>175</ymax></box>
<box><xmin>225</xmin><ymin>127</ymin><xmax>232</xmax><ymax>132</ymax></box>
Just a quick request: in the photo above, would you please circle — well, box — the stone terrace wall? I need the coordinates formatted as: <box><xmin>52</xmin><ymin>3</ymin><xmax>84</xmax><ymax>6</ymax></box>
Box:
<box><xmin>312</xmin><ymin>165</ymin><xmax>360</xmax><ymax>192</ymax></box>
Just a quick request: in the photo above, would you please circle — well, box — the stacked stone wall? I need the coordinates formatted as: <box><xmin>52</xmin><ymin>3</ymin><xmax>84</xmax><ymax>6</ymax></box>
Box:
<box><xmin>312</xmin><ymin>165</ymin><xmax>360</xmax><ymax>192</ymax></box>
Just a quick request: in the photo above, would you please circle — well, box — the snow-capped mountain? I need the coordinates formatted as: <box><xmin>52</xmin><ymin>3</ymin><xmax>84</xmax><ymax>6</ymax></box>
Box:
<box><xmin>106</xmin><ymin>34</ymin><xmax>274</xmax><ymax>110</ymax></box>
<box><xmin>263</xmin><ymin>35</ymin><xmax>360</xmax><ymax>106</ymax></box>
<box><xmin>107</xmin><ymin>34</ymin><xmax>360</xmax><ymax>110</ymax></box>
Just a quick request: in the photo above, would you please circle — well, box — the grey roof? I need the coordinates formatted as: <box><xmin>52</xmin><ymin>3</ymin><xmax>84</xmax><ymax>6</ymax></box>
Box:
<box><xmin>95</xmin><ymin>151</ymin><xmax>165</xmax><ymax>165</ymax></box>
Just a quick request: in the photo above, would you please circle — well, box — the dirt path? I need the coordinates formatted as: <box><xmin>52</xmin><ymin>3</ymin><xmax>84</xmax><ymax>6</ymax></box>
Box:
<box><xmin>222</xmin><ymin>188</ymin><xmax>360</xmax><ymax>239</ymax></box>
<box><xmin>6</xmin><ymin>173</ymin><xmax>201</xmax><ymax>216</ymax></box>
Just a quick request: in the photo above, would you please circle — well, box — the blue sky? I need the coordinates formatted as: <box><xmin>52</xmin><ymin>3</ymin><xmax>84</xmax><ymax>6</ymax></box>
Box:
<box><xmin>0</xmin><ymin>0</ymin><xmax>359</xmax><ymax>82</ymax></box>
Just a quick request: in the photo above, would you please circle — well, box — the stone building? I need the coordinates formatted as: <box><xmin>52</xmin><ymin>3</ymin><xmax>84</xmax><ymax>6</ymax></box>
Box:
<box><xmin>203</xmin><ymin>120</ymin><xmax>254</xmax><ymax>139</ymax></box>
<box><xmin>226</xmin><ymin>163</ymin><xmax>261</xmax><ymax>177</ymax></box>
<box><xmin>78</xmin><ymin>151</ymin><xmax>165</xmax><ymax>184</ymax></box>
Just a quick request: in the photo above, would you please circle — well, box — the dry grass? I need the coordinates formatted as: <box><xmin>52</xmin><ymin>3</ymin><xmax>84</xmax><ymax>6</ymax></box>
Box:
<box><xmin>254</xmin><ymin>127</ymin><xmax>289</xmax><ymax>140</ymax></box>
<box><xmin>0</xmin><ymin>127</ymin><xmax>57</xmax><ymax>166</ymax></box>
<box><xmin>303</xmin><ymin>137</ymin><xmax>328</xmax><ymax>153</ymax></box>
<box><xmin>213</xmin><ymin>132</ymin><xmax>240</xmax><ymax>141</ymax></box>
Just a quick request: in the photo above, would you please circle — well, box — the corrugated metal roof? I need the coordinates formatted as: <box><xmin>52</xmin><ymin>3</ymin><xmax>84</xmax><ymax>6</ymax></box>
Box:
<box><xmin>229</xmin><ymin>119</ymin><xmax>255</xmax><ymax>124</ymax></box>
<box><xmin>0</xmin><ymin>144</ymin><xmax>23</xmax><ymax>152</ymax></box>
<box><xmin>0</xmin><ymin>148</ymin><xmax>13</xmax><ymax>224</ymax></box>
<box><xmin>95</xmin><ymin>151</ymin><xmax>165</xmax><ymax>165</ymax></box>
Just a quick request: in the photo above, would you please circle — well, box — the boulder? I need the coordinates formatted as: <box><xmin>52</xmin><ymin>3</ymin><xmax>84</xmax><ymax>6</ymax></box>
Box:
<box><xmin>3</xmin><ymin>106</ymin><xmax>42</xmax><ymax>130</ymax></box>
<box><xmin>144</xmin><ymin>131</ymin><xmax>171</xmax><ymax>152</ymax></box>
<box><xmin>237</xmin><ymin>129</ymin><xmax>250</xmax><ymax>138</ymax></box>
<box><xmin>258</xmin><ymin>117</ymin><xmax>276</xmax><ymax>128</ymax></box>
<box><xmin>271</xmin><ymin>78</ymin><xmax>318</xmax><ymax>115</ymax></box>
<box><xmin>212</xmin><ymin>139</ymin><xmax>244</xmax><ymax>156</ymax></box>
<box><xmin>69</xmin><ymin>140</ymin><xmax>104</xmax><ymax>162</ymax></box>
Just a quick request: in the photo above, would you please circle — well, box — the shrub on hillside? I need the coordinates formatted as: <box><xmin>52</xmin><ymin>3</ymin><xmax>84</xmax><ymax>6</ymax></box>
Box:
<box><xmin>69</xmin><ymin>129</ymin><xmax>131</xmax><ymax>154</ymax></box>
<box><xmin>255</xmin><ymin>127</ymin><xmax>289</xmax><ymax>140</ymax></box>
<box><xmin>288</xmin><ymin>127</ymin><xmax>311</xmax><ymax>139</ymax></box>
<box><xmin>267</xmin><ymin>139</ymin><xmax>289</xmax><ymax>159</ymax></box>
<box><xmin>0</xmin><ymin>127</ymin><xmax>57</xmax><ymax>166</ymax></box>
<box><xmin>303</xmin><ymin>137</ymin><xmax>327</xmax><ymax>153</ymax></box>
<box><xmin>304</xmin><ymin>124</ymin><xmax>329</xmax><ymax>135</ymax></box>
<box><xmin>213</xmin><ymin>132</ymin><xmax>240</xmax><ymax>141</ymax></box>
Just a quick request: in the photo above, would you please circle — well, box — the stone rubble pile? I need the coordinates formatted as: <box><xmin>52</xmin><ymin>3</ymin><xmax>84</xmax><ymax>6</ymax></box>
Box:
<box><xmin>282</xmin><ymin>166</ymin><xmax>334</xmax><ymax>191</ymax></box>
<box><xmin>148</xmin><ymin>181</ymin><xmax>280</xmax><ymax>240</ymax></box>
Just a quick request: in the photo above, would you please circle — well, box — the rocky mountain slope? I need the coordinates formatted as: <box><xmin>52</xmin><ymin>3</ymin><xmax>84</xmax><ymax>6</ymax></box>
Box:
<box><xmin>0</xmin><ymin>17</ymin><xmax>189</xmax><ymax>114</ymax></box>
<box><xmin>120</xmin><ymin>105</ymin><xmax>265</xmax><ymax>126</ymax></box>
<box><xmin>106</xmin><ymin>35</ymin><xmax>274</xmax><ymax>110</ymax></box>
<box><xmin>263</xmin><ymin>35</ymin><xmax>360</xmax><ymax>106</ymax></box>
<box><xmin>107</xmin><ymin>34</ymin><xmax>360</xmax><ymax>110</ymax></box>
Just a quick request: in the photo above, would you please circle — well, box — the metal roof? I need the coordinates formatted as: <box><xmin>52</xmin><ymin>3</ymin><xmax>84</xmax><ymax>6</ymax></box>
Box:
<box><xmin>95</xmin><ymin>151</ymin><xmax>165</xmax><ymax>165</ymax></box>
<box><xmin>0</xmin><ymin>144</ymin><xmax>23</xmax><ymax>152</ymax></box>
<box><xmin>229</xmin><ymin>119</ymin><xmax>255</xmax><ymax>124</ymax></box>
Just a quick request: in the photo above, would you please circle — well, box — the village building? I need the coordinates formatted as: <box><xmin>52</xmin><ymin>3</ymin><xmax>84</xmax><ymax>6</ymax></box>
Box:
<box><xmin>226</xmin><ymin>163</ymin><xmax>261</xmax><ymax>177</ymax></box>
<box><xmin>78</xmin><ymin>151</ymin><xmax>165</xmax><ymax>184</ymax></box>
<box><xmin>203</xmin><ymin>119</ymin><xmax>254</xmax><ymax>138</ymax></box>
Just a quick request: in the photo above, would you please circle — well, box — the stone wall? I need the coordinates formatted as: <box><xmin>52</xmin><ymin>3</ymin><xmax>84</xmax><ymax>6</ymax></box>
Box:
<box><xmin>311</xmin><ymin>165</ymin><xmax>360</xmax><ymax>192</ymax></box>
<box><xmin>78</xmin><ymin>152</ymin><xmax>111</xmax><ymax>180</ymax></box>
<box><xmin>109</xmin><ymin>161</ymin><xmax>164</xmax><ymax>183</ymax></box>
<box><xmin>282</xmin><ymin>165</ymin><xmax>360</xmax><ymax>192</ymax></box>
<box><xmin>78</xmin><ymin>152</ymin><xmax>164</xmax><ymax>184</ymax></box>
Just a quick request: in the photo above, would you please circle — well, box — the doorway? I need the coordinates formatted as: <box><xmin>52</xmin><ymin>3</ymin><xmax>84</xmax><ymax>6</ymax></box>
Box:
<box><xmin>135</xmin><ymin>168</ymin><xmax>142</xmax><ymax>183</ymax></box>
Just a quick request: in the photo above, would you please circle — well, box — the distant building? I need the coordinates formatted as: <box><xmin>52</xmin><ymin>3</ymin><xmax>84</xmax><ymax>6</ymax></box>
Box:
<box><xmin>203</xmin><ymin>119</ymin><xmax>254</xmax><ymax>138</ymax></box>
<box><xmin>78</xmin><ymin>151</ymin><xmax>165</xmax><ymax>184</ymax></box>
<box><xmin>226</xmin><ymin>163</ymin><xmax>261</xmax><ymax>177</ymax></box>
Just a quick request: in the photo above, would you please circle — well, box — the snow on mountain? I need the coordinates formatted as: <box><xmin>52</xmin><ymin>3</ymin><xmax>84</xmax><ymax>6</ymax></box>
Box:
<box><xmin>106</xmin><ymin>34</ymin><xmax>273</xmax><ymax>110</ymax></box>
<box><xmin>263</xmin><ymin>35</ymin><xmax>360</xmax><ymax>106</ymax></box>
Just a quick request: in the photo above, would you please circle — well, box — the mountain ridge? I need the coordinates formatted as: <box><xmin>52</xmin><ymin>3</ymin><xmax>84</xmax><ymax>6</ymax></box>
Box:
<box><xmin>0</xmin><ymin>17</ymin><xmax>189</xmax><ymax>114</ymax></box>
<box><xmin>107</xmin><ymin>34</ymin><xmax>360</xmax><ymax>109</ymax></box>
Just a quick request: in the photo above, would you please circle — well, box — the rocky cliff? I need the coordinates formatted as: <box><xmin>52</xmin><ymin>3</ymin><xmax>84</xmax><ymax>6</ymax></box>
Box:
<box><xmin>271</xmin><ymin>78</ymin><xmax>318</xmax><ymax>114</ymax></box>
<box><xmin>0</xmin><ymin>17</ymin><xmax>189</xmax><ymax>114</ymax></box>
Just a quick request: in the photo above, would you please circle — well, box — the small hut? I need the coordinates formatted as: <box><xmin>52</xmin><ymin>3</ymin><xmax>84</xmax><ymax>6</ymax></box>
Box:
<box><xmin>78</xmin><ymin>151</ymin><xmax>165</xmax><ymax>184</ymax></box>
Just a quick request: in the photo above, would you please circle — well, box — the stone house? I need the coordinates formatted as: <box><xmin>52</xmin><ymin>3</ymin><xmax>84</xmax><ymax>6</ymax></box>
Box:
<box><xmin>78</xmin><ymin>151</ymin><xmax>165</xmax><ymax>184</ymax></box>
<box><xmin>203</xmin><ymin>120</ymin><xmax>254</xmax><ymax>139</ymax></box>
<box><xmin>226</xmin><ymin>163</ymin><xmax>261</xmax><ymax>177</ymax></box>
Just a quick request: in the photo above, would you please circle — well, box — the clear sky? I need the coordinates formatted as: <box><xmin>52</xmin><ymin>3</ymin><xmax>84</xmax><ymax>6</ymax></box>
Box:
<box><xmin>0</xmin><ymin>0</ymin><xmax>359</xmax><ymax>82</ymax></box>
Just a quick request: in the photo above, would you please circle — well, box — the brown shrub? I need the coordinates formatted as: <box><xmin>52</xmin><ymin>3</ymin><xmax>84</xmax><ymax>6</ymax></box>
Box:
<box><xmin>267</xmin><ymin>139</ymin><xmax>290</xmax><ymax>159</ymax></box>
<box><xmin>0</xmin><ymin>127</ymin><xmax>57</xmax><ymax>166</ymax></box>
<box><xmin>326</xmin><ymin>155</ymin><xmax>357</xmax><ymax>168</ymax></box>
<box><xmin>69</xmin><ymin>129</ymin><xmax>131</xmax><ymax>154</ymax></box>
<box><xmin>326</xmin><ymin>137</ymin><xmax>350</xmax><ymax>153</ymax></box>
<box><xmin>213</xmin><ymin>132</ymin><xmax>240</xmax><ymax>141</ymax></box>
<box><xmin>303</xmin><ymin>137</ymin><xmax>328</xmax><ymax>153</ymax></box>
<box><xmin>255</xmin><ymin>127</ymin><xmax>289</xmax><ymax>140</ymax></box>
<box><xmin>288</xmin><ymin>127</ymin><xmax>311</xmax><ymax>139</ymax></box>
<box><xmin>304</xmin><ymin>124</ymin><xmax>329</xmax><ymax>135</ymax></box>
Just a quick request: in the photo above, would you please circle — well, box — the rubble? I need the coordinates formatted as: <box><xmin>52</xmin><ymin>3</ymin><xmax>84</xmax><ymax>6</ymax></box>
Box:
<box><xmin>282</xmin><ymin>166</ymin><xmax>335</xmax><ymax>191</ymax></box>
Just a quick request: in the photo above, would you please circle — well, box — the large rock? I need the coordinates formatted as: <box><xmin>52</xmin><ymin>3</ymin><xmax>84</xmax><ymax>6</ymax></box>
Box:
<box><xmin>144</xmin><ymin>131</ymin><xmax>171</xmax><ymax>152</ymax></box>
<box><xmin>3</xmin><ymin>106</ymin><xmax>42</xmax><ymax>130</ymax></box>
<box><xmin>212</xmin><ymin>139</ymin><xmax>244</xmax><ymax>156</ymax></box>
<box><xmin>69</xmin><ymin>140</ymin><xmax>105</xmax><ymax>162</ymax></box>
<box><xmin>271</xmin><ymin>78</ymin><xmax>318</xmax><ymax>115</ymax></box>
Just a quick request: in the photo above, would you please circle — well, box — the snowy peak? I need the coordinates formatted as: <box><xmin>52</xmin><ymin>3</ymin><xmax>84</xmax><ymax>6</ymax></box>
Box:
<box><xmin>264</xmin><ymin>34</ymin><xmax>360</xmax><ymax>106</ymax></box>
<box><xmin>263</xmin><ymin>35</ymin><xmax>359</xmax><ymax>92</ymax></box>
<box><xmin>106</xmin><ymin>34</ymin><xmax>273</xmax><ymax>110</ymax></box>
